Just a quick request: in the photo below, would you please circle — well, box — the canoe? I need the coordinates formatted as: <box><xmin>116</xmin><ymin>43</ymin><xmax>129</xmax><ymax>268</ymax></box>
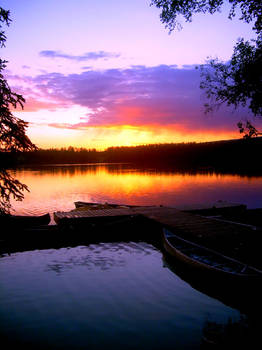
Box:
<box><xmin>1</xmin><ymin>213</ymin><xmax>51</xmax><ymax>228</ymax></box>
<box><xmin>162</xmin><ymin>228</ymin><xmax>262</xmax><ymax>283</ymax></box>
<box><xmin>74</xmin><ymin>201</ymin><xmax>131</xmax><ymax>210</ymax></box>
<box><xmin>74</xmin><ymin>201</ymin><xmax>154</xmax><ymax>209</ymax></box>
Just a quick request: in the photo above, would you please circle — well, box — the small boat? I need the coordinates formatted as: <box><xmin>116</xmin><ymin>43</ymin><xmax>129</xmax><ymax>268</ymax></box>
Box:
<box><xmin>74</xmin><ymin>201</ymin><xmax>155</xmax><ymax>209</ymax></box>
<box><xmin>74</xmin><ymin>201</ymin><xmax>130</xmax><ymax>210</ymax></box>
<box><xmin>162</xmin><ymin>228</ymin><xmax>262</xmax><ymax>283</ymax></box>
<box><xmin>1</xmin><ymin>213</ymin><xmax>51</xmax><ymax>228</ymax></box>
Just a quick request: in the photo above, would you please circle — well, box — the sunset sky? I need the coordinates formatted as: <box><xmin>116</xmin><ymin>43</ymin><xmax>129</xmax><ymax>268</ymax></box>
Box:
<box><xmin>2</xmin><ymin>0</ymin><xmax>259</xmax><ymax>149</ymax></box>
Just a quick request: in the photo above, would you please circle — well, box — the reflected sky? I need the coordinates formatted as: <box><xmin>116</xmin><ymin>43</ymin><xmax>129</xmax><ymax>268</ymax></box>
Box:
<box><xmin>44</xmin><ymin>242</ymin><xmax>153</xmax><ymax>274</ymax></box>
<box><xmin>0</xmin><ymin>242</ymin><xmax>243</xmax><ymax>349</ymax></box>
<box><xmin>9</xmin><ymin>164</ymin><xmax>262</xmax><ymax>216</ymax></box>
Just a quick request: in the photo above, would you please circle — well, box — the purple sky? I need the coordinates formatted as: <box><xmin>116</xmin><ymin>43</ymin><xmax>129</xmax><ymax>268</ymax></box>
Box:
<box><xmin>2</xmin><ymin>0</ymin><xmax>259</xmax><ymax>149</ymax></box>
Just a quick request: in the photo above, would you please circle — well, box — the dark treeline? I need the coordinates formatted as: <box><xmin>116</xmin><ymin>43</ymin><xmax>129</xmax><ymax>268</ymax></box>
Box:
<box><xmin>1</xmin><ymin>138</ymin><xmax>262</xmax><ymax>173</ymax></box>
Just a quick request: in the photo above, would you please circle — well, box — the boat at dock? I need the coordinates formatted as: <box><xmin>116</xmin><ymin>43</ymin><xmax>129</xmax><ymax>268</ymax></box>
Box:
<box><xmin>162</xmin><ymin>228</ymin><xmax>262</xmax><ymax>312</ymax></box>
<box><xmin>74</xmin><ymin>201</ymin><xmax>154</xmax><ymax>209</ymax></box>
<box><xmin>56</xmin><ymin>202</ymin><xmax>163</xmax><ymax>228</ymax></box>
<box><xmin>162</xmin><ymin>228</ymin><xmax>262</xmax><ymax>283</ymax></box>
<box><xmin>1</xmin><ymin>213</ymin><xmax>51</xmax><ymax>228</ymax></box>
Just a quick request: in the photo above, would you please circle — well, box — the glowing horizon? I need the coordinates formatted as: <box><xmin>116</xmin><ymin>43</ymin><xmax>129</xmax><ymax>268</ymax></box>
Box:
<box><xmin>2</xmin><ymin>0</ymin><xmax>259</xmax><ymax>149</ymax></box>
<box><xmin>26</xmin><ymin>123</ymin><xmax>241</xmax><ymax>151</ymax></box>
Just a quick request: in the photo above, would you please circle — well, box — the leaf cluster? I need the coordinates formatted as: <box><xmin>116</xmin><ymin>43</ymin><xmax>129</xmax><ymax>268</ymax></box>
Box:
<box><xmin>0</xmin><ymin>60</ymin><xmax>36</xmax><ymax>151</ymax></box>
<box><xmin>151</xmin><ymin>1</ymin><xmax>262</xmax><ymax>34</ymax></box>
<box><xmin>0</xmin><ymin>7</ymin><xmax>11</xmax><ymax>48</ymax></box>
<box><xmin>0</xmin><ymin>169</ymin><xmax>29</xmax><ymax>215</ymax></box>
<box><xmin>237</xmin><ymin>120</ymin><xmax>261</xmax><ymax>138</ymax></box>
<box><xmin>200</xmin><ymin>37</ymin><xmax>262</xmax><ymax>117</ymax></box>
<box><xmin>0</xmin><ymin>8</ymin><xmax>36</xmax><ymax>152</ymax></box>
<box><xmin>0</xmin><ymin>7</ymin><xmax>36</xmax><ymax>214</ymax></box>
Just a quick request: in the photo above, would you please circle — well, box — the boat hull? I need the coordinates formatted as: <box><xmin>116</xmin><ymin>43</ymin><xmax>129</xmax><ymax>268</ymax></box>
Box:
<box><xmin>74</xmin><ymin>201</ymin><xmax>156</xmax><ymax>209</ymax></box>
<box><xmin>162</xmin><ymin>229</ymin><xmax>262</xmax><ymax>284</ymax></box>
<box><xmin>1</xmin><ymin>213</ymin><xmax>51</xmax><ymax>228</ymax></box>
<box><xmin>162</xmin><ymin>229</ymin><xmax>262</xmax><ymax>312</ymax></box>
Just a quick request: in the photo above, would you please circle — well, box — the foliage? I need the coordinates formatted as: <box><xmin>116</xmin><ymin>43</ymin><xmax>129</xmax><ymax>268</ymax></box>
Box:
<box><xmin>237</xmin><ymin>120</ymin><xmax>261</xmax><ymax>138</ymax></box>
<box><xmin>151</xmin><ymin>1</ymin><xmax>262</xmax><ymax>34</ymax></box>
<box><xmin>4</xmin><ymin>137</ymin><xmax>262</xmax><ymax>173</ymax></box>
<box><xmin>151</xmin><ymin>1</ymin><xmax>262</xmax><ymax>136</ymax></box>
<box><xmin>0</xmin><ymin>8</ymin><xmax>11</xmax><ymax>46</ymax></box>
<box><xmin>0</xmin><ymin>169</ymin><xmax>29</xmax><ymax>215</ymax></box>
<box><xmin>199</xmin><ymin>37</ymin><xmax>262</xmax><ymax>116</ymax></box>
<box><xmin>0</xmin><ymin>7</ymin><xmax>36</xmax><ymax>214</ymax></box>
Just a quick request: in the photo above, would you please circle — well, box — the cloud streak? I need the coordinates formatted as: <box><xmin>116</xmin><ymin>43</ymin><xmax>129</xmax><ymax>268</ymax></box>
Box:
<box><xmin>17</xmin><ymin>65</ymin><xmax>255</xmax><ymax>135</ymax></box>
<box><xmin>39</xmin><ymin>50</ymin><xmax>121</xmax><ymax>61</ymax></box>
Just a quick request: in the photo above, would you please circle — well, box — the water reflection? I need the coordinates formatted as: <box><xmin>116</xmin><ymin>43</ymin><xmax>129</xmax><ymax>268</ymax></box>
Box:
<box><xmin>201</xmin><ymin>316</ymin><xmax>252</xmax><ymax>348</ymax></box>
<box><xmin>8</xmin><ymin>164</ymin><xmax>262</xmax><ymax>216</ymax></box>
<box><xmin>0</xmin><ymin>242</ymin><xmax>243</xmax><ymax>350</ymax></box>
<box><xmin>45</xmin><ymin>242</ymin><xmax>155</xmax><ymax>274</ymax></box>
<box><xmin>162</xmin><ymin>254</ymin><xmax>262</xmax><ymax>317</ymax></box>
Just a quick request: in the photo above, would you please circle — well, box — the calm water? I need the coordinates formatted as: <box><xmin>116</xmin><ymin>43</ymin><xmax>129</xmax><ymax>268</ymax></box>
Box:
<box><xmin>0</xmin><ymin>242</ymin><xmax>243</xmax><ymax>349</ymax></box>
<box><xmin>9</xmin><ymin>163</ymin><xmax>262</xmax><ymax>216</ymax></box>
<box><xmin>2</xmin><ymin>164</ymin><xmax>261</xmax><ymax>348</ymax></box>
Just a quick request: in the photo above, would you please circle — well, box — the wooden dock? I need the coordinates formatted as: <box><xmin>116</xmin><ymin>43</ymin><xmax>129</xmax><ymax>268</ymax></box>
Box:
<box><xmin>54</xmin><ymin>205</ymin><xmax>254</xmax><ymax>243</ymax></box>
<box><xmin>0</xmin><ymin>203</ymin><xmax>258</xmax><ymax>268</ymax></box>
<box><xmin>54</xmin><ymin>204</ymin><xmax>262</xmax><ymax>269</ymax></box>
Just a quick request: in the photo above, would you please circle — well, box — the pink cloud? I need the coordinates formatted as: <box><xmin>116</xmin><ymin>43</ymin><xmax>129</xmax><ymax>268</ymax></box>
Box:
<box><xmin>14</xmin><ymin>65</ymin><xmax>259</xmax><ymax>133</ymax></box>
<box><xmin>21</xmin><ymin>98</ymin><xmax>61</xmax><ymax>112</ymax></box>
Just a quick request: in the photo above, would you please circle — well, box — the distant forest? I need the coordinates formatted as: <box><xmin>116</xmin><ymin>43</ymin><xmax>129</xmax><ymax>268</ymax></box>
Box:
<box><xmin>1</xmin><ymin>137</ymin><xmax>262</xmax><ymax>173</ymax></box>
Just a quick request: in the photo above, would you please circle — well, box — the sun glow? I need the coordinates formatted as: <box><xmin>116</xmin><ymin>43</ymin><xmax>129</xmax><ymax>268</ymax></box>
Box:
<box><xmin>14</xmin><ymin>102</ymin><xmax>240</xmax><ymax>150</ymax></box>
<box><xmin>25</xmin><ymin>122</ymin><xmax>239</xmax><ymax>150</ymax></box>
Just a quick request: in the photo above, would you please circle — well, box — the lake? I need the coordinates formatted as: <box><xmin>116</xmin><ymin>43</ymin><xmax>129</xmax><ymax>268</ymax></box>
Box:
<box><xmin>0</xmin><ymin>242</ymin><xmax>249</xmax><ymax>349</ymax></box>
<box><xmin>9</xmin><ymin>163</ymin><xmax>262</xmax><ymax>216</ymax></box>
<box><xmin>1</xmin><ymin>164</ymin><xmax>261</xmax><ymax>349</ymax></box>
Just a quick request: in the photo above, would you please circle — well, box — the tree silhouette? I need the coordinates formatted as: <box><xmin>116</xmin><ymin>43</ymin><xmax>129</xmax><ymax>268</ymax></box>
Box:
<box><xmin>0</xmin><ymin>7</ymin><xmax>36</xmax><ymax>214</ymax></box>
<box><xmin>151</xmin><ymin>0</ymin><xmax>262</xmax><ymax>136</ymax></box>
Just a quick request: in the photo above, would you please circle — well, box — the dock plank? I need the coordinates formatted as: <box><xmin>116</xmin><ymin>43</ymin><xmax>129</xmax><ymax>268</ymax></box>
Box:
<box><xmin>54</xmin><ymin>205</ymin><xmax>253</xmax><ymax>240</ymax></box>
<box><xmin>53</xmin><ymin>205</ymin><xmax>261</xmax><ymax>264</ymax></box>
<box><xmin>55</xmin><ymin>208</ymin><xmax>140</xmax><ymax>219</ymax></box>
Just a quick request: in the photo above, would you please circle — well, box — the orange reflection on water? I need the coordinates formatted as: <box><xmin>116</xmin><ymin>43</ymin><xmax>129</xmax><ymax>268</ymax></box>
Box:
<box><xmin>9</xmin><ymin>164</ymin><xmax>262</xmax><ymax>215</ymax></box>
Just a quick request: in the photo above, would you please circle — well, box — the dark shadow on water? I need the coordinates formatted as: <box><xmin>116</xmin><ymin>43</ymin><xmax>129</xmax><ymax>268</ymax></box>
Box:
<box><xmin>0</xmin><ymin>215</ymin><xmax>160</xmax><ymax>256</ymax></box>
<box><xmin>161</xmin><ymin>255</ymin><xmax>262</xmax><ymax>348</ymax></box>
<box><xmin>7</xmin><ymin>162</ymin><xmax>262</xmax><ymax>177</ymax></box>
<box><xmin>162</xmin><ymin>253</ymin><xmax>262</xmax><ymax>317</ymax></box>
<box><xmin>200</xmin><ymin>316</ymin><xmax>260</xmax><ymax>349</ymax></box>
